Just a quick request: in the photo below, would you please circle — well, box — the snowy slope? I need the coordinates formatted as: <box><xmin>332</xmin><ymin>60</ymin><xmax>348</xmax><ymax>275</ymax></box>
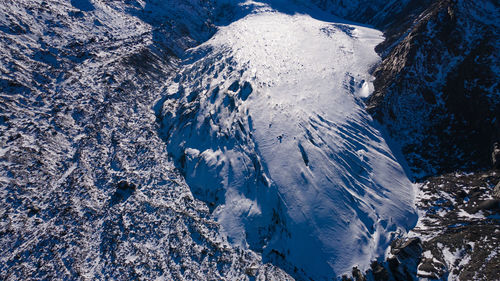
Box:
<box><xmin>158</xmin><ymin>1</ymin><xmax>417</xmax><ymax>279</ymax></box>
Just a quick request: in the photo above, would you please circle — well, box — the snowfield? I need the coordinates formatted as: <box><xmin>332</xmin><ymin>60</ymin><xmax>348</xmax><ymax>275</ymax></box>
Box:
<box><xmin>158</xmin><ymin>1</ymin><xmax>417</xmax><ymax>279</ymax></box>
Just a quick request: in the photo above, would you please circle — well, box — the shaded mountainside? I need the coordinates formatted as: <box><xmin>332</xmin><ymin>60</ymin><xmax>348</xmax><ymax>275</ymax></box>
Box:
<box><xmin>353</xmin><ymin>1</ymin><xmax>500</xmax><ymax>280</ymax></box>
<box><xmin>359</xmin><ymin>1</ymin><xmax>500</xmax><ymax>280</ymax></box>
<box><xmin>367</xmin><ymin>0</ymin><xmax>500</xmax><ymax>178</ymax></box>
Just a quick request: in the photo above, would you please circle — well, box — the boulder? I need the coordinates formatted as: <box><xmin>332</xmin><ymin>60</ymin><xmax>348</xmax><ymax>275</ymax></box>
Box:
<box><xmin>494</xmin><ymin>181</ymin><xmax>500</xmax><ymax>199</ymax></box>
<box><xmin>493</xmin><ymin>142</ymin><xmax>500</xmax><ymax>169</ymax></box>
<box><xmin>391</xmin><ymin>238</ymin><xmax>422</xmax><ymax>260</ymax></box>
<box><xmin>476</xmin><ymin>199</ymin><xmax>500</xmax><ymax>213</ymax></box>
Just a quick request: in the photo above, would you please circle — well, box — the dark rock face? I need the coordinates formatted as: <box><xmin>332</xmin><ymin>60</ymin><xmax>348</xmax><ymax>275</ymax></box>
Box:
<box><xmin>494</xmin><ymin>182</ymin><xmax>500</xmax><ymax>199</ymax></box>
<box><xmin>370</xmin><ymin>261</ymin><xmax>390</xmax><ymax>281</ymax></box>
<box><xmin>475</xmin><ymin>199</ymin><xmax>500</xmax><ymax>213</ymax></box>
<box><xmin>493</xmin><ymin>142</ymin><xmax>500</xmax><ymax>169</ymax></box>
<box><xmin>367</xmin><ymin>0</ymin><xmax>500</xmax><ymax>178</ymax></box>
<box><xmin>391</xmin><ymin>238</ymin><xmax>422</xmax><ymax>263</ymax></box>
<box><xmin>359</xmin><ymin>238</ymin><xmax>422</xmax><ymax>281</ymax></box>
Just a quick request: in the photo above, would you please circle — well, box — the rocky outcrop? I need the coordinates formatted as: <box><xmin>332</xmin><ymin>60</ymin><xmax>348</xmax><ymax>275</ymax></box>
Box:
<box><xmin>493</xmin><ymin>142</ymin><xmax>500</xmax><ymax>169</ymax></box>
<box><xmin>353</xmin><ymin>171</ymin><xmax>499</xmax><ymax>281</ymax></box>
<box><xmin>494</xmin><ymin>181</ymin><xmax>500</xmax><ymax>199</ymax></box>
<box><xmin>410</xmin><ymin>171</ymin><xmax>500</xmax><ymax>280</ymax></box>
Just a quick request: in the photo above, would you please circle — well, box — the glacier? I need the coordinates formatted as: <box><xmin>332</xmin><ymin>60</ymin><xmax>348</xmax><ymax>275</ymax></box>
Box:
<box><xmin>157</xmin><ymin>1</ymin><xmax>417</xmax><ymax>279</ymax></box>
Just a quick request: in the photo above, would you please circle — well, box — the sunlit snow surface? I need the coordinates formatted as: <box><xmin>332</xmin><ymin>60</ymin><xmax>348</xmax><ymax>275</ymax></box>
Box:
<box><xmin>158</xmin><ymin>2</ymin><xmax>417</xmax><ymax>279</ymax></box>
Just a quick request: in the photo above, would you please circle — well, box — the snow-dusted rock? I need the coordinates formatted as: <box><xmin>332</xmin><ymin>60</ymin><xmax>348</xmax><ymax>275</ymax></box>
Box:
<box><xmin>367</xmin><ymin>0</ymin><xmax>500</xmax><ymax>178</ymax></box>
<box><xmin>0</xmin><ymin>0</ymin><xmax>290</xmax><ymax>280</ymax></box>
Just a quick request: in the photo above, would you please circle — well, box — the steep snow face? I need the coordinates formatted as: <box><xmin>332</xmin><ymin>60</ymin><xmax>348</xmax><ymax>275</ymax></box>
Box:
<box><xmin>158</xmin><ymin>2</ymin><xmax>417</xmax><ymax>279</ymax></box>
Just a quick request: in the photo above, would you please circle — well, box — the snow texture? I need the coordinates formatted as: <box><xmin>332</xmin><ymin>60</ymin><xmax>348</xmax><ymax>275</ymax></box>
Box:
<box><xmin>158</xmin><ymin>1</ymin><xmax>417</xmax><ymax>278</ymax></box>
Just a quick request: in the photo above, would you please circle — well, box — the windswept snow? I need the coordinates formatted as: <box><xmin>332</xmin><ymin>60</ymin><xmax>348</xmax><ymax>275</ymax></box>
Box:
<box><xmin>157</xmin><ymin>1</ymin><xmax>417</xmax><ymax>279</ymax></box>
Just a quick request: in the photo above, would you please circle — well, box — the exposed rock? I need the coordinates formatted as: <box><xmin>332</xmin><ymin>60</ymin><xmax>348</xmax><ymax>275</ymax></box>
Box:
<box><xmin>475</xmin><ymin>199</ymin><xmax>500</xmax><ymax>213</ymax></box>
<box><xmin>370</xmin><ymin>261</ymin><xmax>389</xmax><ymax>281</ymax></box>
<box><xmin>367</xmin><ymin>0</ymin><xmax>500</xmax><ymax>178</ymax></box>
<box><xmin>245</xmin><ymin>265</ymin><xmax>258</xmax><ymax>277</ymax></box>
<box><xmin>493</xmin><ymin>142</ymin><xmax>500</xmax><ymax>169</ymax></box>
<box><xmin>110</xmin><ymin>181</ymin><xmax>137</xmax><ymax>205</ymax></box>
<box><xmin>352</xmin><ymin>267</ymin><xmax>366</xmax><ymax>281</ymax></box>
<box><xmin>494</xmin><ymin>181</ymin><xmax>500</xmax><ymax>199</ymax></box>
<box><xmin>417</xmin><ymin>259</ymin><xmax>446</xmax><ymax>279</ymax></box>
<box><xmin>359</xmin><ymin>171</ymin><xmax>500</xmax><ymax>281</ymax></box>
<box><xmin>411</xmin><ymin>171</ymin><xmax>500</xmax><ymax>280</ymax></box>
<box><xmin>381</xmin><ymin>238</ymin><xmax>422</xmax><ymax>281</ymax></box>
<box><xmin>391</xmin><ymin>238</ymin><xmax>422</xmax><ymax>260</ymax></box>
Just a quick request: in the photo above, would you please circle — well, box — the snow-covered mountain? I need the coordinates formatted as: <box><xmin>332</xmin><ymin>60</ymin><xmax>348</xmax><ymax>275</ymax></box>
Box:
<box><xmin>156</xmin><ymin>1</ymin><xmax>416</xmax><ymax>279</ymax></box>
<box><xmin>0</xmin><ymin>0</ymin><xmax>498</xmax><ymax>280</ymax></box>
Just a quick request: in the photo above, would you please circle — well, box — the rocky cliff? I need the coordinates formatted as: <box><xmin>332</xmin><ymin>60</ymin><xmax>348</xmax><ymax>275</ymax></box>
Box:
<box><xmin>367</xmin><ymin>0</ymin><xmax>500</xmax><ymax>178</ymax></box>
